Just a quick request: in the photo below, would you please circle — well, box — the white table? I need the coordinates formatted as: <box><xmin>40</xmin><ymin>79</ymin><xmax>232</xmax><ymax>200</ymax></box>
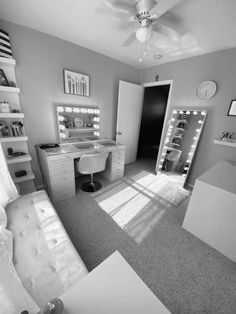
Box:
<box><xmin>183</xmin><ymin>161</ymin><xmax>236</xmax><ymax>262</ymax></box>
<box><xmin>60</xmin><ymin>251</ymin><xmax>171</xmax><ymax>314</ymax></box>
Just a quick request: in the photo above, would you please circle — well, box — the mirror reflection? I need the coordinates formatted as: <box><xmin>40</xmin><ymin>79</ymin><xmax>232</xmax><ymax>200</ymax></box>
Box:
<box><xmin>157</xmin><ymin>109</ymin><xmax>207</xmax><ymax>186</ymax></box>
<box><xmin>56</xmin><ymin>106</ymin><xmax>100</xmax><ymax>143</ymax></box>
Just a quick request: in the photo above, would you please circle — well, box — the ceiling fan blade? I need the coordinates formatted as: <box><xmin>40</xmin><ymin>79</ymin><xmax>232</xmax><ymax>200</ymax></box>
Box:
<box><xmin>151</xmin><ymin>0</ymin><xmax>182</xmax><ymax>17</ymax></box>
<box><xmin>153</xmin><ymin>24</ymin><xmax>180</xmax><ymax>42</ymax></box>
<box><xmin>122</xmin><ymin>32</ymin><xmax>136</xmax><ymax>47</ymax></box>
<box><xmin>103</xmin><ymin>0</ymin><xmax>134</xmax><ymax>15</ymax></box>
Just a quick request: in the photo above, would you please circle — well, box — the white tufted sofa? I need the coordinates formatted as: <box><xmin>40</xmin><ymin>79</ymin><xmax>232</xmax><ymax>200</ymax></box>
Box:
<box><xmin>6</xmin><ymin>189</ymin><xmax>88</xmax><ymax>310</ymax></box>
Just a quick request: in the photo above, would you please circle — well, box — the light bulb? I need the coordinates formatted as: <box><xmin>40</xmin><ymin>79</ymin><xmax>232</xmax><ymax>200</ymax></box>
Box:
<box><xmin>198</xmin><ymin>120</ymin><xmax>203</xmax><ymax>124</ymax></box>
<box><xmin>57</xmin><ymin>107</ymin><xmax>64</xmax><ymax>112</ymax></box>
<box><xmin>65</xmin><ymin>107</ymin><xmax>72</xmax><ymax>113</ymax></box>
<box><xmin>136</xmin><ymin>26</ymin><xmax>153</xmax><ymax>43</ymax></box>
<box><xmin>186</xmin><ymin>111</ymin><xmax>190</xmax><ymax>115</ymax></box>
<box><xmin>201</xmin><ymin>111</ymin><xmax>206</xmax><ymax>115</ymax></box>
<box><xmin>58</xmin><ymin>116</ymin><xmax>65</xmax><ymax>122</ymax></box>
<box><xmin>193</xmin><ymin>111</ymin><xmax>198</xmax><ymax>115</ymax></box>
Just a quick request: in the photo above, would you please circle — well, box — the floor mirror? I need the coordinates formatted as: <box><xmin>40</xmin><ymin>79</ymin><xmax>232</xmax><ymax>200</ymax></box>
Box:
<box><xmin>156</xmin><ymin>109</ymin><xmax>207</xmax><ymax>187</ymax></box>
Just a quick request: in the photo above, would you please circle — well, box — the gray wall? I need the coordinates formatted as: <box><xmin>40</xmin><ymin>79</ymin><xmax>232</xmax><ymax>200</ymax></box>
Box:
<box><xmin>0</xmin><ymin>19</ymin><xmax>141</xmax><ymax>187</ymax></box>
<box><xmin>143</xmin><ymin>49</ymin><xmax>236</xmax><ymax>186</ymax></box>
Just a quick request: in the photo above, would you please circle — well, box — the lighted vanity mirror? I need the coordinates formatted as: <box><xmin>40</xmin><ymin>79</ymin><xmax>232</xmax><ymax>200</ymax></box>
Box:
<box><xmin>156</xmin><ymin>109</ymin><xmax>207</xmax><ymax>186</ymax></box>
<box><xmin>56</xmin><ymin>105</ymin><xmax>100</xmax><ymax>143</ymax></box>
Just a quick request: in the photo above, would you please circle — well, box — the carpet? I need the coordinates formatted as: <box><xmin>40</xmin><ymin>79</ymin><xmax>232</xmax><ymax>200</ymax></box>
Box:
<box><xmin>55</xmin><ymin>162</ymin><xmax>236</xmax><ymax>314</ymax></box>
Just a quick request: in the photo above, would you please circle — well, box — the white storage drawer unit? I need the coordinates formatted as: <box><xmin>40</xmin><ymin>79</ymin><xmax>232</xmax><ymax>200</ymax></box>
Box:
<box><xmin>182</xmin><ymin>161</ymin><xmax>236</xmax><ymax>262</ymax></box>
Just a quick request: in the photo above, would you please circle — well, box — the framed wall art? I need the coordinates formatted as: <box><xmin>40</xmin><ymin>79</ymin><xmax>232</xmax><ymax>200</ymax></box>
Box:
<box><xmin>228</xmin><ymin>100</ymin><xmax>236</xmax><ymax>116</ymax></box>
<box><xmin>63</xmin><ymin>69</ymin><xmax>89</xmax><ymax>97</ymax></box>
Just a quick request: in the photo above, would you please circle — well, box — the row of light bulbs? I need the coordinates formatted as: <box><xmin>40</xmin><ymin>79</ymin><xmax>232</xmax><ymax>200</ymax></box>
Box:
<box><xmin>57</xmin><ymin>106</ymin><xmax>100</xmax><ymax>114</ymax></box>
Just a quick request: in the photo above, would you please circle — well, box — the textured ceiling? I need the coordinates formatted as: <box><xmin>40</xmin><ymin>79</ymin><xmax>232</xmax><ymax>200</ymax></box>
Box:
<box><xmin>1</xmin><ymin>0</ymin><xmax>236</xmax><ymax>69</ymax></box>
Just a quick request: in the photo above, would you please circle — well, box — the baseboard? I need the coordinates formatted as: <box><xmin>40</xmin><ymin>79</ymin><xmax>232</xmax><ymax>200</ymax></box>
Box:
<box><xmin>185</xmin><ymin>183</ymin><xmax>194</xmax><ymax>191</ymax></box>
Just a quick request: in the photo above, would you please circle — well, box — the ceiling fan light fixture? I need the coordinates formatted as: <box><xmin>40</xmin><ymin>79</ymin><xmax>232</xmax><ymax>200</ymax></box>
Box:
<box><xmin>136</xmin><ymin>26</ymin><xmax>153</xmax><ymax>43</ymax></box>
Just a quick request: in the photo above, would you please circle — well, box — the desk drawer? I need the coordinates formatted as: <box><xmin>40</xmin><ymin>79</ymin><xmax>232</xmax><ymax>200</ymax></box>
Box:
<box><xmin>112</xmin><ymin>150</ymin><xmax>125</xmax><ymax>160</ymax></box>
<box><xmin>51</xmin><ymin>174</ymin><xmax>74</xmax><ymax>187</ymax></box>
<box><xmin>49</xmin><ymin>160</ymin><xmax>74</xmax><ymax>176</ymax></box>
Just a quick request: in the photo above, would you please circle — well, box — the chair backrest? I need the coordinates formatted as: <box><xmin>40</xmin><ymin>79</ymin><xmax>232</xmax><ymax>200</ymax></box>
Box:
<box><xmin>77</xmin><ymin>151</ymin><xmax>109</xmax><ymax>175</ymax></box>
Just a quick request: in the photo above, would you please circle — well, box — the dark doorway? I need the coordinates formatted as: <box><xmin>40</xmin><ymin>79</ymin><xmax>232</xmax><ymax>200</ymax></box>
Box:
<box><xmin>137</xmin><ymin>84</ymin><xmax>170</xmax><ymax>167</ymax></box>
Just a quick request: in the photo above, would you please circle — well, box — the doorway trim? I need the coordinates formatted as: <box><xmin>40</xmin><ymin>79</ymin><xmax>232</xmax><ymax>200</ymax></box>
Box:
<box><xmin>142</xmin><ymin>79</ymin><xmax>174</xmax><ymax>173</ymax></box>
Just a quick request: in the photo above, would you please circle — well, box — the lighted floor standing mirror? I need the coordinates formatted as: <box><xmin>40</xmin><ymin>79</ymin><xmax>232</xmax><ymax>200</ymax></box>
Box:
<box><xmin>156</xmin><ymin>109</ymin><xmax>207</xmax><ymax>187</ymax></box>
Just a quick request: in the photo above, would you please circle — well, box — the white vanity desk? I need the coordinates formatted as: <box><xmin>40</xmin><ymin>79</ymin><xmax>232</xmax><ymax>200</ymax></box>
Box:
<box><xmin>38</xmin><ymin>139</ymin><xmax>125</xmax><ymax>203</ymax></box>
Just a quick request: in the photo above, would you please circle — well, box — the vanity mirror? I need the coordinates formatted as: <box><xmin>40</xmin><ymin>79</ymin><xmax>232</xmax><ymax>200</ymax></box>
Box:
<box><xmin>156</xmin><ymin>109</ymin><xmax>207</xmax><ymax>187</ymax></box>
<box><xmin>56</xmin><ymin>105</ymin><xmax>100</xmax><ymax>143</ymax></box>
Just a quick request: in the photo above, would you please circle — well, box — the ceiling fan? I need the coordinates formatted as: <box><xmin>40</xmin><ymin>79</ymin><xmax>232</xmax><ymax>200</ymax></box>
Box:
<box><xmin>102</xmin><ymin>0</ymin><xmax>182</xmax><ymax>60</ymax></box>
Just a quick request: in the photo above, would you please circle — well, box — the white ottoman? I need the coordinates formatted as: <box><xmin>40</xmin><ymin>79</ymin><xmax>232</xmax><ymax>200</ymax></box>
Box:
<box><xmin>182</xmin><ymin>161</ymin><xmax>236</xmax><ymax>262</ymax></box>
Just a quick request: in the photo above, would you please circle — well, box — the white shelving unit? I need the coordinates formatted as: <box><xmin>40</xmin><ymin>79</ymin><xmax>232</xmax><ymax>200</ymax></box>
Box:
<box><xmin>7</xmin><ymin>154</ymin><xmax>32</xmax><ymax>164</ymax></box>
<box><xmin>0</xmin><ymin>136</ymin><xmax>28</xmax><ymax>143</ymax></box>
<box><xmin>0</xmin><ymin>112</ymin><xmax>24</xmax><ymax>118</ymax></box>
<box><xmin>214</xmin><ymin>139</ymin><xmax>236</xmax><ymax>148</ymax></box>
<box><xmin>0</xmin><ymin>86</ymin><xmax>20</xmax><ymax>93</ymax></box>
<box><xmin>0</xmin><ymin>57</ymin><xmax>35</xmax><ymax>194</ymax></box>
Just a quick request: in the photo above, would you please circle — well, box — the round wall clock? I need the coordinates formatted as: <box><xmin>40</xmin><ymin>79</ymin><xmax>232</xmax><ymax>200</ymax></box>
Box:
<box><xmin>196</xmin><ymin>81</ymin><xmax>217</xmax><ymax>100</ymax></box>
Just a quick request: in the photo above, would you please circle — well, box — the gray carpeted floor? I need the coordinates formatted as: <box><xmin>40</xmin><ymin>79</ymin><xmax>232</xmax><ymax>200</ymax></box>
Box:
<box><xmin>54</xmin><ymin>160</ymin><xmax>236</xmax><ymax>314</ymax></box>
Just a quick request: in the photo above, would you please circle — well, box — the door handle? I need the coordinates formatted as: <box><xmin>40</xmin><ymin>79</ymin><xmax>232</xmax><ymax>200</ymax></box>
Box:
<box><xmin>116</xmin><ymin>131</ymin><xmax>122</xmax><ymax>135</ymax></box>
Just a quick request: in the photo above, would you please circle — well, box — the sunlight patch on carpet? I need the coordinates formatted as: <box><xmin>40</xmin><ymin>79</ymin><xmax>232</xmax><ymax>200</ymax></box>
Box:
<box><xmin>92</xmin><ymin>172</ymin><xmax>190</xmax><ymax>243</ymax></box>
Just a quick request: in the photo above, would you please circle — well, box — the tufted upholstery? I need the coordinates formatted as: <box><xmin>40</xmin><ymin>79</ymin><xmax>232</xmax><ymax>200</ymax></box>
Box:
<box><xmin>6</xmin><ymin>190</ymin><xmax>88</xmax><ymax>309</ymax></box>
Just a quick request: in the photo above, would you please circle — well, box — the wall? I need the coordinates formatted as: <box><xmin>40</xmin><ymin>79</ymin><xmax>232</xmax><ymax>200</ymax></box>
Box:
<box><xmin>143</xmin><ymin>49</ymin><xmax>236</xmax><ymax>186</ymax></box>
<box><xmin>0</xmin><ymin>19</ymin><xmax>141</xmax><ymax>187</ymax></box>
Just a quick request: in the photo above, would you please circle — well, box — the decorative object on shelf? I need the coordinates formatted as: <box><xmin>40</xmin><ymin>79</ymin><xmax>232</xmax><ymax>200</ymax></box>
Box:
<box><xmin>11</xmin><ymin>121</ymin><xmax>24</xmax><ymax>136</ymax></box>
<box><xmin>196</xmin><ymin>80</ymin><xmax>217</xmax><ymax>100</ymax></box>
<box><xmin>227</xmin><ymin>100</ymin><xmax>236</xmax><ymax>116</ymax></box>
<box><xmin>220</xmin><ymin>131</ymin><xmax>233</xmax><ymax>140</ymax></box>
<box><xmin>155</xmin><ymin>74</ymin><xmax>159</xmax><ymax>82</ymax></box>
<box><xmin>7</xmin><ymin>147</ymin><xmax>13</xmax><ymax>156</ymax></box>
<box><xmin>74</xmin><ymin>117</ymin><xmax>83</xmax><ymax>128</ymax></box>
<box><xmin>43</xmin><ymin>298</ymin><xmax>64</xmax><ymax>314</ymax></box>
<box><xmin>0</xmin><ymin>101</ymin><xmax>10</xmax><ymax>112</ymax></box>
<box><xmin>0</xmin><ymin>30</ymin><xmax>13</xmax><ymax>59</ymax></box>
<box><xmin>9</xmin><ymin>81</ymin><xmax>16</xmax><ymax>87</ymax></box>
<box><xmin>63</xmin><ymin>69</ymin><xmax>89</xmax><ymax>96</ymax></box>
<box><xmin>0</xmin><ymin>121</ymin><xmax>9</xmax><ymax>136</ymax></box>
<box><xmin>0</xmin><ymin>69</ymin><xmax>9</xmax><ymax>86</ymax></box>
<box><xmin>14</xmin><ymin>170</ymin><xmax>27</xmax><ymax>177</ymax></box>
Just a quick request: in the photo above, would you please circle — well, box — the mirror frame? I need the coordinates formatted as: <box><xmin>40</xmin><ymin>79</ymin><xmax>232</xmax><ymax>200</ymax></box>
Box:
<box><xmin>56</xmin><ymin>105</ymin><xmax>100</xmax><ymax>143</ymax></box>
<box><xmin>155</xmin><ymin>108</ymin><xmax>208</xmax><ymax>187</ymax></box>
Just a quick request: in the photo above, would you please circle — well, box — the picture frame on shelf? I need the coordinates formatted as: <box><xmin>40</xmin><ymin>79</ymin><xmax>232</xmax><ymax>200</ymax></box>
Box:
<box><xmin>63</xmin><ymin>69</ymin><xmax>89</xmax><ymax>97</ymax></box>
<box><xmin>0</xmin><ymin>69</ymin><xmax>9</xmax><ymax>86</ymax></box>
<box><xmin>228</xmin><ymin>100</ymin><xmax>236</xmax><ymax>116</ymax></box>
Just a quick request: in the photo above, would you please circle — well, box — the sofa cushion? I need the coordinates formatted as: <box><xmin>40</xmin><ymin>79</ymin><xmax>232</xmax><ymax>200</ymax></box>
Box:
<box><xmin>0</xmin><ymin>232</ymin><xmax>39</xmax><ymax>314</ymax></box>
<box><xmin>0</xmin><ymin>205</ymin><xmax>7</xmax><ymax>227</ymax></box>
<box><xmin>0</xmin><ymin>226</ymin><xmax>13</xmax><ymax>259</ymax></box>
<box><xmin>6</xmin><ymin>190</ymin><xmax>88</xmax><ymax>309</ymax></box>
<box><xmin>0</xmin><ymin>181</ymin><xmax>9</xmax><ymax>208</ymax></box>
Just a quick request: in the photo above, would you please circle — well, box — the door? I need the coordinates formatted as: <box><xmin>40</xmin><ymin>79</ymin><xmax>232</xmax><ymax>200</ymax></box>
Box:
<box><xmin>116</xmin><ymin>80</ymin><xmax>144</xmax><ymax>164</ymax></box>
<box><xmin>137</xmin><ymin>84</ymin><xmax>170</xmax><ymax>159</ymax></box>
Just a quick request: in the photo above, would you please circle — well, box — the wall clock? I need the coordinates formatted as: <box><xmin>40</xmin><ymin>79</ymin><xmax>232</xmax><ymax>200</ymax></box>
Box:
<box><xmin>196</xmin><ymin>81</ymin><xmax>217</xmax><ymax>100</ymax></box>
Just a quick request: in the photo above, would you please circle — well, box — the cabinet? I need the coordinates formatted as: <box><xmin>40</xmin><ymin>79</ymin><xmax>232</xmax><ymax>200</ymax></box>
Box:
<box><xmin>0</xmin><ymin>57</ymin><xmax>35</xmax><ymax>194</ymax></box>
<box><xmin>102</xmin><ymin>146</ymin><xmax>125</xmax><ymax>181</ymax></box>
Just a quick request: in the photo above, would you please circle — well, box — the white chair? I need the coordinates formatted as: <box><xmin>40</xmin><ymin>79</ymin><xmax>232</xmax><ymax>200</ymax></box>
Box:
<box><xmin>76</xmin><ymin>151</ymin><xmax>109</xmax><ymax>192</ymax></box>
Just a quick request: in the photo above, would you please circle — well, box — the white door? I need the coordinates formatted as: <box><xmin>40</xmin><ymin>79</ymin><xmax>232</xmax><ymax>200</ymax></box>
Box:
<box><xmin>116</xmin><ymin>80</ymin><xmax>144</xmax><ymax>164</ymax></box>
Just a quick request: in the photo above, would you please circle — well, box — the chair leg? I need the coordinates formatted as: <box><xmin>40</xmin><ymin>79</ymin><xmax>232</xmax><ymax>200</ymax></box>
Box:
<box><xmin>80</xmin><ymin>173</ymin><xmax>102</xmax><ymax>192</ymax></box>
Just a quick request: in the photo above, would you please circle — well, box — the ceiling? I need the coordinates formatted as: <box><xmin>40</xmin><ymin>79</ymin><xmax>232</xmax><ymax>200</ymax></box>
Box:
<box><xmin>1</xmin><ymin>0</ymin><xmax>236</xmax><ymax>69</ymax></box>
